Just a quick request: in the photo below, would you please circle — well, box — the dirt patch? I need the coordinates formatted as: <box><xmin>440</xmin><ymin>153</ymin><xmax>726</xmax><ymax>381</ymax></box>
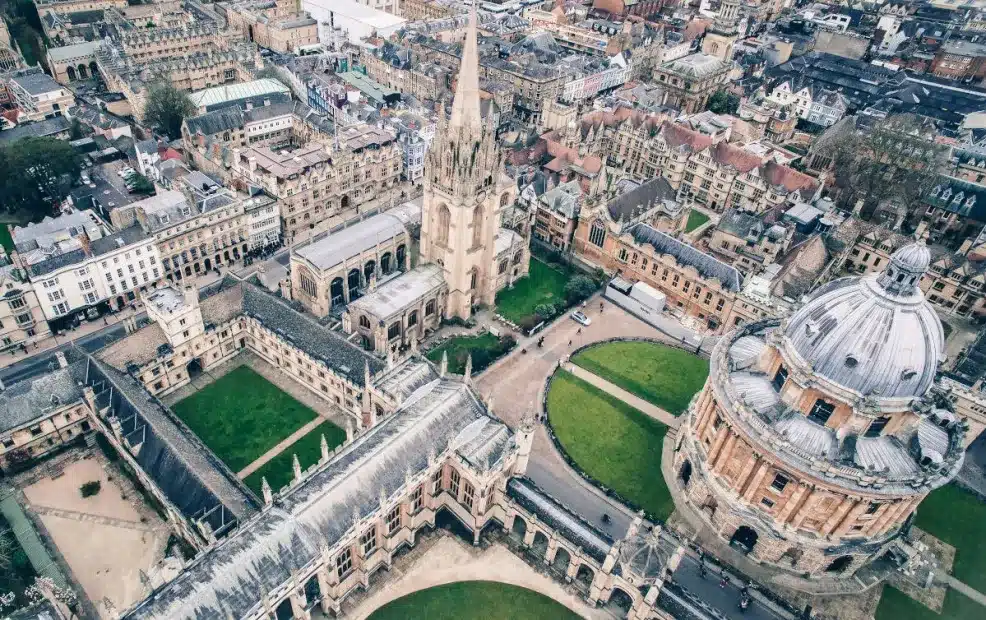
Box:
<box><xmin>22</xmin><ymin>454</ymin><xmax>169</xmax><ymax>618</ymax></box>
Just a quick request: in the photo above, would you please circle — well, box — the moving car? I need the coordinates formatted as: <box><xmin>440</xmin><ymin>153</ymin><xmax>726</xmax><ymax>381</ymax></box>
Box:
<box><xmin>571</xmin><ymin>311</ymin><xmax>591</xmax><ymax>326</ymax></box>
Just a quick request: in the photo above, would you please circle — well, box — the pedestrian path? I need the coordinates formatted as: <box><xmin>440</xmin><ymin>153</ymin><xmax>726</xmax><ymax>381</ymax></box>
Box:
<box><xmin>564</xmin><ymin>363</ymin><xmax>680</xmax><ymax>428</ymax></box>
<box><xmin>936</xmin><ymin>570</ymin><xmax>986</xmax><ymax>608</ymax></box>
<box><xmin>237</xmin><ymin>418</ymin><xmax>325</xmax><ymax>479</ymax></box>
<box><xmin>25</xmin><ymin>503</ymin><xmax>164</xmax><ymax>533</ymax></box>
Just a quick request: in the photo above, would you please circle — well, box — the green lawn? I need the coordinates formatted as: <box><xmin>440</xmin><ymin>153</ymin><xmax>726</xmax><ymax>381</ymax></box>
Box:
<box><xmin>171</xmin><ymin>366</ymin><xmax>319</xmax><ymax>472</ymax></box>
<box><xmin>546</xmin><ymin>370</ymin><xmax>673</xmax><ymax>520</ymax></box>
<box><xmin>572</xmin><ymin>341</ymin><xmax>708</xmax><ymax>415</ymax></box>
<box><xmin>0</xmin><ymin>224</ymin><xmax>13</xmax><ymax>254</ymax></box>
<box><xmin>367</xmin><ymin>581</ymin><xmax>581</xmax><ymax>620</ymax></box>
<box><xmin>243</xmin><ymin>421</ymin><xmax>345</xmax><ymax>495</ymax></box>
<box><xmin>874</xmin><ymin>484</ymin><xmax>986</xmax><ymax>620</ymax></box>
<box><xmin>425</xmin><ymin>332</ymin><xmax>513</xmax><ymax>374</ymax></box>
<box><xmin>685</xmin><ymin>210</ymin><xmax>710</xmax><ymax>233</ymax></box>
<box><xmin>495</xmin><ymin>259</ymin><xmax>569</xmax><ymax>324</ymax></box>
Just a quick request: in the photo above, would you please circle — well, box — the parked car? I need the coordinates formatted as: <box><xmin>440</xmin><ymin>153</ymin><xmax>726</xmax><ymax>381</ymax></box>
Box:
<box><xmin>571</xmin><ymin>311</ymin><xmax>591</xmax><ymax>326</ymax></box>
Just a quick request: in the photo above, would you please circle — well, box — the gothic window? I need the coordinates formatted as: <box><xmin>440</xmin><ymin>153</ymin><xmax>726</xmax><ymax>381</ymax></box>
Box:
<box><xmin>408</xmin><ymin>310</ymin><xmax>418</xmax><ymax>327</ymax></box>
<box><xmin>512</xmin><ymin>251</ymin><xmax>523</xmax><ymax>265</ymax></box>
<box><xmin>437</xmin><ymin>205</ymin><xmax>451</xmax><ymax>246</ymax></box>
<box><xmin>470</xmin><ymin>269</ymin><xmax>478</xmax><ymax>290</ymax></box>
<box><xmin>387</xmin><ymin>322</ymin><xmax>400</xmax><ymax>340</ymax></box>
<box><xmin>450</xmin><ymin>469</ymin><xmax>461</xmax><ymax>497</ymax></box>
<box><xmin>360</xmin><ymin>526</ymin><xmax>377</xmax><ymax>556</ymax></box>
<box><xmin>425</xmin><ymin>300</ymin><xmax>436</xmax><ymax>316</ymax></box>
<box><xmin>387</xmin><ymin>505</ymin><xmax>401</xmax><ymax>534</ymax></box>
<box><xmin>472</xmin><ymin>206</ymin><xmax>483</xmax><ymax>248</ymax></box>
<box><xmin>335</xmin><ymin>548</ymin><xmax>353</xmax><ymax>579</ymax></box>
<box><xmin>618</xmin><ymin>248</ymin><xmax>629</xmax><ymax>262</ymax></box>
<box><xmin>500</xmin><ymin>193</ymin><xmax>510</xmax><ymax>207</ymax></box>
<box><xmin>498</xmin><ymin>259</ymin><xmax>507</xmax><ymax>274</ymax></box>
<box><xmin>396</xmin><ymin>244</ymin><xmax>407</xmax><ymax>268</ymax></box>
<box><xmin>589</xmin><ymin>220</ymin><xmax>606</xmax><ymax>247</ymax></box>
<box><xmin>410</xmin><ymin>486</ymin><xmax>424</xmax><ymax>512</ymax></box>
<box><xmin>359</xmin><ymin>315</ymin><xmax>371</xmax><ymax>329</ymax></box>
<box><xmin>463</xmin><ymin>481</ymin><xmax>475</xmax><ymax>510</ymax></box>
<box><xmin>299</xmin><ymin>267</ymin><xmax>317</xmax><ymax>298</ymax></box>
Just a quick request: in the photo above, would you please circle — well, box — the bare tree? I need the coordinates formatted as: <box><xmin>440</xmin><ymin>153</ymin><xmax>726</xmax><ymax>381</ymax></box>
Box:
<box><xmin>821</xmin><ymin>114</ymin><xmax>949</xmax><ymax>225</ymax></box>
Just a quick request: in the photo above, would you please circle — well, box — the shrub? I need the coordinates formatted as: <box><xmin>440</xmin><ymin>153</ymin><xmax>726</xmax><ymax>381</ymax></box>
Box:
<box><xmin>80</xmin><ymin>481</ymin><xmax>101</xmax><ymax>498</ymax></box>
<box><xmin>564</xmin><ymin>275</ymin><xmax>598</xmax><ymax>305</ymax></box>
<box><xmin>534</xmin><ymin>303</ymin><xmax>556</xmax><ymax>318</ymax></box>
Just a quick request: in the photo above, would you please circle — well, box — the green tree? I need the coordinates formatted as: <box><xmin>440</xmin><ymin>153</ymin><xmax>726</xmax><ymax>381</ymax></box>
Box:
<box><xmin>68</xmin><ymin>117</ymin><xmax>85</xmax><ymax>140</ymax></box>
<box><xmin>127</xmin><ymin>172</ymin><xmax>155</xmax><ymax>195</ymax></box>
<box><xmin>707</xmin><ymin>89</ymin><xmax>740</xmax><ymax>115</ymax></box>
<box><xmin>0</xmin><ymin>137</ymin><xmax>81</xmax><ymax>218</ymax></box>
<box><xmin>142</xmin><ymin>81</ymin><xmax>195</xmax><ymax>139</ymax></box>
<box><xmin>564</xmin><ymin>275</ymin><xmax>597</xmax><ymax>305</ymax></box>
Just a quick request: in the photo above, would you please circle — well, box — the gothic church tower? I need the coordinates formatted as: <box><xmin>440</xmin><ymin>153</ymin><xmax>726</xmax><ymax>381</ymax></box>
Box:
<box><xmin>420</xmin><ymin>5</ymin><xmax>518</xmax><ymax>319</ymax></box>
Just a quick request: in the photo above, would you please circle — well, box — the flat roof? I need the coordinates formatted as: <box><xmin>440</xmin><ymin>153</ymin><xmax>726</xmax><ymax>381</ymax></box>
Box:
<box><xmin>302</xmin><ymin>0</ymin><xmax>406</xmax><ymax>28</ymax></box>
<box><xmin>188</xmin><ymin>79</ymin><xmax>291</xmax><ymax>109</ymax></box>
<box><xmin>294</xmin><ymin>213</ymin><xmax>406</xmax><ymax>272</ymax></box>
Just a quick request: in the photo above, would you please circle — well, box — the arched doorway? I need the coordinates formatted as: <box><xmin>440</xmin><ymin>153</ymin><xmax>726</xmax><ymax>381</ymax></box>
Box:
<box><xmin>575</xmin><ymin>565</ymin><xmax>594</xmax><ymax>591</ymax></box>
<box><xmin>825</xmin><ymin>555</ymin><xmax>852</xmax><ymax>574</ymax></box>
<box><xmin>66</xmin><ymin>66</ymin><xmax>76</xmax><ymax>81</ymax></box>
<box><xmin>679</xmin><ymin>459</ymin><xmax>692</xmax><ymax>487</ymax></box>
<box><xmin>380</xmin><ymin>251</ymin><xmax>392</xmax><ymax>274</ymax></box>
<box><xmin>186</xmin><ymin>358</ymin><xmax>203</xmax><ymax>380</ymax></box>
<box><xmin>274</xmin><ymin>598</ymin><xmax>292</xmax><ymax>620</ymax></box>
<box><xmin>77</xmin><ymin>64</ymin><xmax>88</xmax><ymax>79</ymax></box>
<box><xmin>89</xmin><ymin>61</ymin><xmax>98</xmax><ymax>77</ymax></box>
<box><xmin>606</xmin><ymin>587</ymin><xmax>634</xmax><ymax>618</ymax></box>
<box><xmin>730</xmin><ymin>525</ymin><xmax>759</xmax><ymax>554</ymax></box>
<box><xmin>511</xmin><ymin>516</ymin><xmax>527</xmax><ymax>540</ymax></box>
<box><xmin>364</xmin><ymin>260</ymin><xmax>376</xmax><ymax>283</ymax></box>
<box><xmin>330</xmin><ymin>277</ymin><xmax>344</xmax><ymax>306</ymax></box>
<box><xmin>341</xmin><ymin>195</ymin><xmax>350</xmax><ymax>209</ymax></box>
<box><xmin>396</xmin><ymin>244</ymin><xmax>406</xmax><ymax>269</ymax></box>
<box><xmin>531</xmin><ymin>531</ymin><xmax>549</xmax><ymax>558</ymax></box>
<box><xmin>551</xmin><ymin>547</ymin><xmax>570</xmax><ymax>576</ymax></box>
<box><xmin>347</xmin><ymin>268</ymin><xmax>361</xmax><ymax>300</ymax></box>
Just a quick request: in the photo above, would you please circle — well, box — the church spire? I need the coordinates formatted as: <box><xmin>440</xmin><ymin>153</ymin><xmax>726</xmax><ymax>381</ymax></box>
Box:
<box><xmin>448</xmin><ymin>2</ymin><xmax>481</xmax><ymax>133</ymax></box>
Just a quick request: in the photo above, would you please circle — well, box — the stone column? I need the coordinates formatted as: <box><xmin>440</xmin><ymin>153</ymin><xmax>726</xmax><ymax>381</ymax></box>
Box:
<box><xmin>778</xmin><ymin>483</ymin><xmax>810</xmax><ymax>524</ymax></box>
<box><xmin>790</xmin><ymin>489</ymin><xmax>822</xmax><ymax>530</ymax></box>
<box><xmin>545</xmin><ymin>538</ymin><xmax>558</xmax><ymax>564</ymax></box>
<box><xmin>711</xmin><ymin>433</ymin><xmax>738</xmax><ymax>473</ymax></box>
<box><xmin>523</xmin><ymin>526</ymin><xmax>536</xmax><ymax>547</ymax></box>
<box><xmin>832</xmin><ymin>500</ymin><xmax>871</xmax><ymax>538</ymax></box>
<box><xmin>706</xmin><ymin>424</ymin><xmax>730</xmax><ymax>464</ymax></box>
<box><xmin>734</xmin><ymin>453</ymin><xmax>760</xmax><ymax>496</ymax></box>
<box><xmin>822</xmin><ymin>497</ymin><xmax>858</xmax><ymax>537</ymax></box>
<box><xmin>740</xmin><ymin>459</ymin><xmax>770</xmax><ymax>501</ymax></box>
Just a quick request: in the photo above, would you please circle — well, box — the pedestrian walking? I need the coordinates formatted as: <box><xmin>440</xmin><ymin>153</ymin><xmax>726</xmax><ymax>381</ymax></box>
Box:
<box><xmin>568</xmin><ymin>339</ymin><xmax>573</xmax><ymax>346</ymax></box>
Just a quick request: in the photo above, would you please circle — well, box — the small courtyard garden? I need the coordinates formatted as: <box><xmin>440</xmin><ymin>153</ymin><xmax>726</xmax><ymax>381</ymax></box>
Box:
<box><xmin>571</xmin><ymin>341</ymin><xmax>709</xmax><ymax>415</ymax></box>
<box><xmin>494</xmin><ymin>259</ymin><xmax>600</xmax><ymax>331</ymax></box>
<box><xmin>546</xmin><ymin>370</ymin><xmax>674</xmax><ymax>521</ymax></box>
<box><xmin>875</xmin><ymin>484</ymin><xmax>986</xmax><ymax>620</ymax></box>
<box><xmin>367</xmin><ymin>581</ymin><xmax>581</xmax><ymax>620</ymax></box>
<box><xmin>171</xmin><ymin>366</ymin><xmax>322</xmax><ymax>473</ymax></box>
<box><xmin>425</xmin><ymin>332</ymin><xmax>516</xmax><ymax>375</ymax></box>
<box><xmin>685</xmin><ymin>210</ymin><xmax>710</xmax><ymax>233</ymax></box>
<box><xmin>243</xmin><ymin>421</ymin><xmax>346</xmax><ymax>495</ymax></box>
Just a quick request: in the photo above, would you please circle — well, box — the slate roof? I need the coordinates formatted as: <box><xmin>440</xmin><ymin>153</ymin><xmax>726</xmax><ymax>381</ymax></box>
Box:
<box><xmin>0</xmin><ymin>116</ymin><xmax>71</xmax><ymax>144</ymax></box>
<box><xmin>89</xmin><ymin>225</ymin><xmax>149</xmax><ymax>257</ymax></box>
<box><xmin>630</xmin><ymin>223</ymin><xmax>742</xmax><ymax>292</ymax></box>
<box><xmin>294</xmin><ymin>213</ymin><xmax>407</xmax><ymax>271</ymax></box>
<box><xmin>607</xmin><ymin>176</ymin><xmax>678</xmax><ymax>222</ymax></box>
<box><xmin>348</xmin><ymin>264</ymin><xmax>446</xmax><ymax>320</ymax></box>
<box><xmin>122</xmin><ymin>377</ymin><xmax>513</xmax><ymax>620</ymax></box>
<box><xmin>506</xmin><ymin>477</ymin><xmax>613</xmax><ymax>563</ymax></box>
<box><xmin>926</xmin><ymin>175</ymin><xmax>986</xmax><ymax>221</ymax></box>
<box><xmin>10</xmin><ymin>72</ymin><xmax>64</xmax><ymax>96</ymax></box>
<box><xmin>0</xmin><ymin>363</ymin><xmax>87</xmax><ymax>434</ymax></box>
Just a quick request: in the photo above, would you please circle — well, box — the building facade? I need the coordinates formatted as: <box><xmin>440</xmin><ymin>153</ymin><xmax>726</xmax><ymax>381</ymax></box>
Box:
<box><xmin>671</xmin><ymin>244</ymin><xmax>964</xmax><ymax>578</ymax></box>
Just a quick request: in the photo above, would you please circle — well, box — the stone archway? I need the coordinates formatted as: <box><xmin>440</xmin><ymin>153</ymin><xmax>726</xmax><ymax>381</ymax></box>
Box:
<box><xmin>511</xmin><ymin>516</ymin><xmax>527</xmax><ymax>540</ymax></box>
<box><xmin>348</xmin><ymin>268</ymin><xmax>361</xmax><ymax>300</ymax></box>
<box><xmin>66</xmin><ymin>65</ymin><xmax>76</xmax><ymax>81</ymax></box>
<box><xmin>679</xmin><ymin>459</ymin><xmax>692</xmax><ymax>487</ymax></box>
<box><xmin>574</xmin><ymin>564</ymin><xmax>594</xmax><ymax>591</ymax></box>
<box><xmin>606</xmin><ymin>587</ymin><xmax>634</xmax><ymax>618</ymax></box>
<box><xmin>330</xmin><ymin>277</ymin><xmax>344</xmax><ymax>306</ymax></box>
<box><xmin>551</xmin><ymin>547</ymin><xmax>571</xmax><ymax>576</ymax></box>
<box><xmin>77</xmin><ymin>64</ymin><xmax>88</xmax><ymax>79</ymax></box>
<box><xmin>532</xmin><ymin>531</ymin><xmax>549</xmax><ymax>558</ymax></box>
<box><xmin>825</xmin><ymin>555</ymin><xmax>853</xmax><ymax>574</ymax></box>
<box><xmin>730</xmin><ymin>525</ymin><xmax>759</xmax><ymax>554</ymax></box>
<box><xmin>186</xmin><ymin>358</ymin><xmax>203</xmax><ymax>379</ymax></box>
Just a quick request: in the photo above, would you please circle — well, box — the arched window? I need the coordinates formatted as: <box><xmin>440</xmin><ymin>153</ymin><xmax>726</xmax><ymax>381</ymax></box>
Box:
<box><xmin>359</xmin><ymin>315</ymin><xmax>371</xmax><ymax>329</ymax></box>
<box><xmin>472</xmin><ymin>206</ymin><xmax>483</xmax><ymax>248</ymax></box>
<box><xmin>408</xmin><ymin>310</ymin><xmax>418</xmax><ymax>327</ymax></box>
<box><xmin>470</xmin><ymin>269</ymin><xmax>478</xmax><ymax>290</ymax></box>
<box><xmin>437</xmin><ymin>205</ymin><xmax>451</xmax><ymax>246</ymax></box>
<box><xmin>498</xmin><ymin>259</ymin><xmax>507</xmax><ymax>274</ymax></box>
<box><xmin>500</xmin><ymin>193</ymin><xmax>510</xmax><ymax>207</ymax></box>
<box><xmin>512</xmin><ymin>251</ymin><xmax>523</xmax><ymax>265</ymax></box>
<box><xmin>589</xmin><ymin>220</ymin><xmax>606</xmax><ymax>247</ymax></box>
<box><xmin>299</xmin><ymin>267</ymin><xmax>317</xmax><ymax>298</ymax></box>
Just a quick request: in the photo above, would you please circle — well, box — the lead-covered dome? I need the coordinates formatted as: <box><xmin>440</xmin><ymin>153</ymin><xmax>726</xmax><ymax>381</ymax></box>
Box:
<box><xmin>783</xmin><ymin>242</ymin><xmax>944</xmax><ymax>401</ymax></box>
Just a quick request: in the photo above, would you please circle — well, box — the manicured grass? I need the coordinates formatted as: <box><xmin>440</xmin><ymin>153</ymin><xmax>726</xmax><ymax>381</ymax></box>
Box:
<box><xmin>876</xmin><ymin>585</ymin><xmax>982</xmax><ymax>620</ymax></box>
<box><xmin>425</xmin><ymin>332</ymin><xmax>513</xmax><ymax>374</ymax></box>
<box><xmin>495</xmin><ymin>259</ymin><xmax>569</xmax><ymax>324</ymax></box>
<box><xmin>547</xmin><ymin>370</ymin><xmax>673</xmax><ymax>520</ymax></box>
<box><xmin>874</xmin><ymin>484</ymin><xmax>986</xmax><ymax>620</ymax></box>
<box><xmin>243</xmin><ymin>421</ymin><xmax>346</xmax><ymax>495</ymax></box>
<box><xmin>171</xmin><ymin>366</ymin><xmax>318</xmax><ymax>472</ymax></box>
<box><xmin>367</xmin><ymin>581</ymin><xmax>581</xmax><ymax>620</ymax></box>
<box><xmin>685</xmin><ymin>210</ymin><xmax>710</xmax><ymax>233</ymax></box>
<box><xmin>572</xmin><ymin>341</ymin><xmax>708</xmax><ymax>415</ymax></box>
<box><xmin>0</xmin><ymin>224</ymin><xmax>13</xmax><ymax>254</ymax></box>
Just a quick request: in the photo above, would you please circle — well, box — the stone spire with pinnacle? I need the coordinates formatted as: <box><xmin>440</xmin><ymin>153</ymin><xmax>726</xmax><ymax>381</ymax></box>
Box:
<box><xmin>449</xmin><ymin>2</ymin><xmax>482</xmax><ymax>135</ymax></box>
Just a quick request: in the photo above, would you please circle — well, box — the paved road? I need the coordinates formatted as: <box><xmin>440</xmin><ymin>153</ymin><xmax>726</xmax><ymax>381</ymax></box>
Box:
<box><xmin>673</xmin><ymin>554</ymin><xmax>788</xmax><ymax>620</ymax></box>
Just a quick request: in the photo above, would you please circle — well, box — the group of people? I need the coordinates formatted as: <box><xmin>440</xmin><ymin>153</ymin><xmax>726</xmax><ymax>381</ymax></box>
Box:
<box><xmin>697</xmin><ymin>555</ymin><xmax>753</xmax><ymax>612</ymax></box>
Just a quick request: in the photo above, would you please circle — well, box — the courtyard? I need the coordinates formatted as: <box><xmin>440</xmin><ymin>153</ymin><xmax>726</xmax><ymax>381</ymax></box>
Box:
<box><xmin>242</xmin><ymin>421</ymin><xmax>345</xmax><ymax>495</ymax></box>
<box><xmin>546</xmin><ymin>370</ymin><xmax>674</xmax><ymax>521</ymax></box>
<box><xmin>366</xmin><ymin>581</ymin><xmax>582</xmax><ymax>620</ymax></box>
<box><xmin>685</xmin><ymin>210</ymin><xmax>710</xmax><ymax>233</ymax></box>
<box><xmin>875</xmin><ymin>484</ymin><xmax>986</xmax><ymax>620</ymax></box>
<box><xmin>494</xmin><ymin>259</ymin><xmax>570</xmax><ymax>325</ymax></box>
<box><xmin>21</xmin><ymin>456</ymin><xmax>169</xmax><ymax>619</ymax></box>
<box><xmin>170</xmin><ymin>364</ymin><xmax>334</xmax><ymax>474</ymax></box>
<box><xmin>571</xmin><ymin>341</ymin><xmax>709</xmax><ymax>415</ymax></box>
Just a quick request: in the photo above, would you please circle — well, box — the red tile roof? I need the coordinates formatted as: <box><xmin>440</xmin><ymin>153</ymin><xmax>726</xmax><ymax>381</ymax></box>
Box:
<box><xmin>713</xmin><ymin>141</ymin><xmax>763</xmax><ymax>173</ymax></box>
<box><xmin>661</xmin><ymin>121</ymin><xmax>713</xmax><ymax>152</ymax></box>
<box><xmin>760</xmin><ymin>160</ymin><xmax>819</xmax><ymax>194</ymax></box>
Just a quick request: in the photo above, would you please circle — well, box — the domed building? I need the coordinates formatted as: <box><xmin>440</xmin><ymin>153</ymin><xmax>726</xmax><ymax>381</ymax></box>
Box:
<box><xmin>670</xmin><ymin>242</ymin><xmax>966</xmax><ymax>579</ymax></box>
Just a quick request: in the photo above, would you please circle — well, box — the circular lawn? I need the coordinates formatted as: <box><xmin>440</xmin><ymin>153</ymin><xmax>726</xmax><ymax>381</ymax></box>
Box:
<box><xmin>367</xmin><ymin>581</ymin><xmax>581</xmax><ymax>620</ymax></box>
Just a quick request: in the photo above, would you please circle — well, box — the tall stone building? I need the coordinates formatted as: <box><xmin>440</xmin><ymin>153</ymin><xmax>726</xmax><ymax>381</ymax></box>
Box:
<box><xmin>671</xmin><ymin>243</ymin><xmax>965</xmax><ymax>579</ymax></box>
<box><xmin>419</xmin><ymin>7</ymin><xmax>527</xmax><ymax>319</ymax></box>
<box><xmin>702</xmin><ymin>0</ymin><xmax>741</xmax><ymax>60</ymax></box>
